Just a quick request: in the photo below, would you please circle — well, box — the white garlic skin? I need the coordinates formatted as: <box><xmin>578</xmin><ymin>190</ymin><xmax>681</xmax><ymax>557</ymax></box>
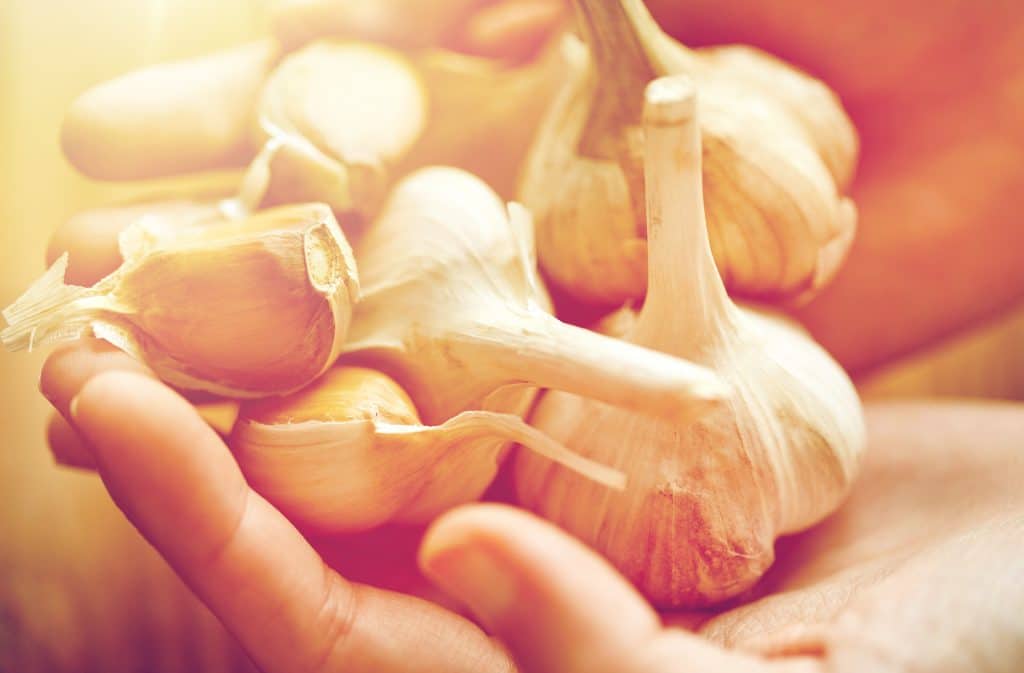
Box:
<box><xmin>516</xmin><ymin>306</ymin><xmax>864</xmax><ymax>607</ymax></box>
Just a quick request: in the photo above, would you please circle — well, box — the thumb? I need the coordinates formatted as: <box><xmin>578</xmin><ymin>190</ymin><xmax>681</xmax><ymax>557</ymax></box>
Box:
<box><xmin>419</xmin><ymin>503</ymin><xmax>661</xmax><ymax>673</ymax></box>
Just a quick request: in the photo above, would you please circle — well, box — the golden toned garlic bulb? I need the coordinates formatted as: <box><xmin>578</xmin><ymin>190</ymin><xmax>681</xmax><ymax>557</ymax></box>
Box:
<box><xmin>61</xmin><ymin>40</ymin><xmax>279</xmax><ymax>179</ymax></box>
<box><xmin>231</xmin><ymin>366</ymin><xmax>622</xmax><ymax>531</ymax></box>
<box><xmin>254</xmin><ymin>41</ymin><xmax>429</xmax><ymax>217</ymax></box>
<box><xmin>515</xmin><ymin>78</ymin><xmax>865</xmax><ymax>608</ymax></box>
<box><xmin>2</xmin><ymin>204</ymin><xmax>358</xmax><ymax>398</ymax></box>
<box><xmin>520</xmin><ymin>0</ymin><xmax>858</xmax><ymax>306</ymax></box>
<box><xmin>340</xmin><ymin>166</ymin><xmax>726</xmax><ymax>426</ymax></box>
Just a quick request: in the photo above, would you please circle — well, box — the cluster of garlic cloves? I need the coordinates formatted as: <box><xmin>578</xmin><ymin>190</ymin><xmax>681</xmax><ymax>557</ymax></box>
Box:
<box><xmin>520</xmin><ymin>0</ymin><xmax>858</xmax><ymax>306</ymax></box>
<box><xmin>231</xmin><ymin>366</ymin><xmax>623</xmax><ymax>532</ymax></box>
<box><xmin>515</xmin><ymin>77</ymin><xmax>865</xmax><ymax>608</ymax></box>
<box><xmin>2</xmin><ymin>203</ymin><xmax>358</xmax><ymax>398</ymax></box>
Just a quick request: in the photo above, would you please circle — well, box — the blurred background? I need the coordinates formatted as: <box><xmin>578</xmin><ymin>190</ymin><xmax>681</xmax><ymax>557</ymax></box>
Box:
<box><xmin>1</xmin><ymin>0</ymin><xmax>1021</xmax><ymax>670</ymax></box>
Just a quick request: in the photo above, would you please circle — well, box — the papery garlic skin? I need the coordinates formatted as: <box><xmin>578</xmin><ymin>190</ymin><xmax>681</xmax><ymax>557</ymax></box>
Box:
<box><xmin>340</xmin><ymin>166</ymin><xmax>726</xmax><ymax>426</ymax></box>
<box><xmin>2</xmin><ymin>204</ymin><xmax>358</xmax><ymax>398</ymax></box>
<box><xmin>521</xmin><ymin>0</ymin><xmax>858</xmax><ymax>306</ymax></box>
<box><xmin>61</xmin><ymin>40</ymin><xmax>278</xmax><ymax>180</ymax></box>
<box><xmin>516</xmin><ymin>77</ymin><xmax>865</xmax><ymax>608</ymax></box>
<box><xmin>232</xmin><ymin>367</ymin><xmax>623</xmax><ymax>531</ymax></box>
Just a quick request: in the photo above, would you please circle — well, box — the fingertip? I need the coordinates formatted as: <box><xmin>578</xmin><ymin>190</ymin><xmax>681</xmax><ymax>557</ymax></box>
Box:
<box><xmin>39</xmin><ymin>338</ymin><xmax>152</xmax><ymax>418</ymax></box>
<box><xmin>46</xmin><ymin>412</ymin><xmax>97</xmax><ymax>470</ymax></box>
<box><xmin>419</xmin><ymin>504</ymin><xmax>523</xmax><ymax>574</ymax></box>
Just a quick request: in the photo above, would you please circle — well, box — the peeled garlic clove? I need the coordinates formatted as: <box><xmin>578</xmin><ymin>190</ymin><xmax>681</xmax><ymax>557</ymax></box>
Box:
<box><xmin>402</xmin><ymin>39</ymin><xmax>565</xmax><ymax>198</ymax></box>
<box><xmin>521</xmin><ymin>0</ymin><xmax>858</xmax><ymax>305</ymax></box>
<box><xmin>231</xmin><ymin>367</ymin><xmax>623</xmax><ymax>531</ymax></box>
<box><xmin>255</xmin><ymin>40</ymin><xmax>427</xmax><ymax>215</ymax></box>
<box><xmin>2</xmin><ymin>204</ymin><xmax>358</xmax><ymax>398</ymax></box>
<box><xmin>61</xmin><ymin>40</ymin><xmax>278</xmax><ymax>180</ymax></box>
<box><xmin>342</xmin><ymin>166</ymin><xmax>726</xmax><ymax>426</ymax></box>
<box><xmin>270</xmin><ymin>0</ymin><xmax>483</xmax><ymax>51</ymax></box>
<box><xmin>515</xmin><ymin>77</ymin><xmax>865</xmax><ymax>608</ymax></box>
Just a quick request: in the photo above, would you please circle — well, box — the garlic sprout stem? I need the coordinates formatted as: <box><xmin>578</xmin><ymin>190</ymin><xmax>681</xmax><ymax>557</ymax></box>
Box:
<box><xmin>636</xmin><ymin>77</ymin><xmax>732</xmax><ymax>343</ymax></box>
<box><xmin>396</xmin><ymin>411</ymin><xmax>627</xmax><ymax>490</ymax></box>
<box><xmin>449</xmin><ymin>308</ymin><xmax>727</xmax><ymax>421</ymax></box>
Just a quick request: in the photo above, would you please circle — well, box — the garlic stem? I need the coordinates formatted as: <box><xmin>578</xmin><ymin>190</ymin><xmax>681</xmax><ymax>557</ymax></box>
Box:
<box><xmin>380</xmin><ymin>410</ymin><xmax>626</xmax><ymax>490</ymax></box>
<box><xmin>450</xmin><ymin>308</ymin><xmax>727</xmax><ymax>421</ymax></box>
<box><xmin>573</xmin><ymin>0</ymin><xmax>656</xmax><ymax>95</ymax></box>
<box><xmin>635</xmin><ymin>77</ymin><xmax>733</xmax><ymax>346</ymax></box>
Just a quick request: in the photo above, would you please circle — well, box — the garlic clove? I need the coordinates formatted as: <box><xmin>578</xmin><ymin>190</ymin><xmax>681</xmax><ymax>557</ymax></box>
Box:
<box><xmin>236</xmin><ymin>132</ymin><xmax>379</xmax><ymax>228</ymax></box>
<box><xmin>341</xmin><ymin>166</ymin><xmax>727</xmax><ymax>426</ymax></box>
<box><xmin>254</xmin><ymin>40</ymin><xmax>427</xmax><ymax>213</ymax></box>
<box><xmin>2</xmin><ymin>204</ymin><xmax>359</xmax><ymax>398</ymax></box>
<box><xmin>515</xmin><ymin>76</ymin><xmax>865</xmax><ymax>608</ymax></box>
<box><xmin>521</xmin><ymin>0</ymin><xmax>858</xmax><ymax>305</ymax></box>
<box><xmin>61</xmin><ymin>40</ymin><xmax>278</xmax><ymax>180</ymax></box>
<box><xmin>231</xmin><ymin>366</ymin><xmax>623</xmax><ymax>532</ymax></box>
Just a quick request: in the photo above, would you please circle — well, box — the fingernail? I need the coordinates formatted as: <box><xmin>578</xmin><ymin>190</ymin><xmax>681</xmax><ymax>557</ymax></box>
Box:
<box><xmin>69</xmin><ymin>395</ymin><xmax>81</xmax><ymax>423</ymax></box>
<box><xmin>422</xmin><ymin>544</ymin><xmax>517</xmax><ymax>626</ymax></box>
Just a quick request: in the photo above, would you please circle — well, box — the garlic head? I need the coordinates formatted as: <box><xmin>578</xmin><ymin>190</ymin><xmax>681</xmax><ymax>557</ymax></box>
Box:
<box><xmin>515</xmin><ymin>77</ymin><xmax>865</xmax><ymax>608</ymax></box>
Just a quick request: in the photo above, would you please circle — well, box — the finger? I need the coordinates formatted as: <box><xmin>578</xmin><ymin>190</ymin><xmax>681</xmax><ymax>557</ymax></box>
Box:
<box><xmin>46</xmin><ymin>412</ymin><xmax>96</xmax><ymax>469</ymax></box>
<box><xmin>71</xmin><ymin>371</ymin><xmax>512</xmax><ymax>673</ymax></box>
<box><xmin>46</xmin><ymin>199</ymin><xmax>225</xmax><ymax>287</ymax></box>
<box><xmin>457</xmin><ymin>0</ymin><xmax>565</xmax><ymax>62</ymax></box>
<box><xmin>39</xmin><ymin>337</ymin><xmax>219</xmax><ymax>415</ymax></box>
<box><xmin>420</xmin><ymin>504</ymin><xmax>661</xmax><ymax>673</ymax></box>
<box><xmin>40</xmin><ymin>338</ymin><xmax>154</xmax><ymax>419</ymax></box>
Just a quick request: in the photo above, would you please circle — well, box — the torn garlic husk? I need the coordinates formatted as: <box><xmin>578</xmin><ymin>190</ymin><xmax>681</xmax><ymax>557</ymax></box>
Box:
<box><xmin>2</xmin><ymin>203</ymin><xmax>358</xmax><ymax>398</ymax></box>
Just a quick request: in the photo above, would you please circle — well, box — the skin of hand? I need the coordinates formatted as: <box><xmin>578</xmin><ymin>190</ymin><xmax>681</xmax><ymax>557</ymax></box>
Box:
<box><xmin>41</xmin><ymin>340</ymin><xmax>1024</xmax><ymax>673</ymax></box>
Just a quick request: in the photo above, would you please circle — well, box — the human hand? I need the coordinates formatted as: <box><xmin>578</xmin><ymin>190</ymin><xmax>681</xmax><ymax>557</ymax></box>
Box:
<box><xmin>421</xmin><ymin>402</ymin><xmax>1024</xmax><ymax>673</ymax></box>
<box><xmin>43</xmin><ymin>347</ymin><xmax>1024</xmax><ymax>673</ymax></box>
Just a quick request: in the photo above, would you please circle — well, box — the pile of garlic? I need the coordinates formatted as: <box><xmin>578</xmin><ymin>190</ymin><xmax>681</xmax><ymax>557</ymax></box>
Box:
<box><xmin>2</xmin><ymin>0</ymin><xmax>865</xmax><ymax>608</ymax></box>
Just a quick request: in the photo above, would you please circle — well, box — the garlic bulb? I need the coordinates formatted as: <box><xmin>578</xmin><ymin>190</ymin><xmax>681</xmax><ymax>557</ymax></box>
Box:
<box><xmin>340</xmin><ymin>166</ymin><xmax>726</xmax><ymax>426</ymax></box>
<box><xmin>515</xmin><ymin>78</ymin><xmax>865</xmax><ymax>608</ymax></box>
<box><xmin>61</xmin><ymin>40</ymin><xmax>278</xmax><ymax>180</ymax></box>
<box><xmin>254</xmin><ymin>41</ymin><xmax>428</xmax><ymax>216</ymax></box>
<box><xmin>2</xmin><ymin>204</ymin><xmax>358</xmax><ymax>398</ymax></box>
<box><xmin>232</xmin><ymin>366</ymin><xmax>623</xmax><ymax>531</ymax></box>
<box><xmin>520</xmin><ymin>0</ymin><xmax>858</xmax><ymax>306</ymax></box>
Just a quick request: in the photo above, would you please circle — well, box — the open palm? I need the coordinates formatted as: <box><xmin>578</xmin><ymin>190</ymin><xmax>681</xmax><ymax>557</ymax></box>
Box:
<box><xmin>42</xmin><ymin>342</ymin><xmax>1024</xmax><ymax>672</ymax></box>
